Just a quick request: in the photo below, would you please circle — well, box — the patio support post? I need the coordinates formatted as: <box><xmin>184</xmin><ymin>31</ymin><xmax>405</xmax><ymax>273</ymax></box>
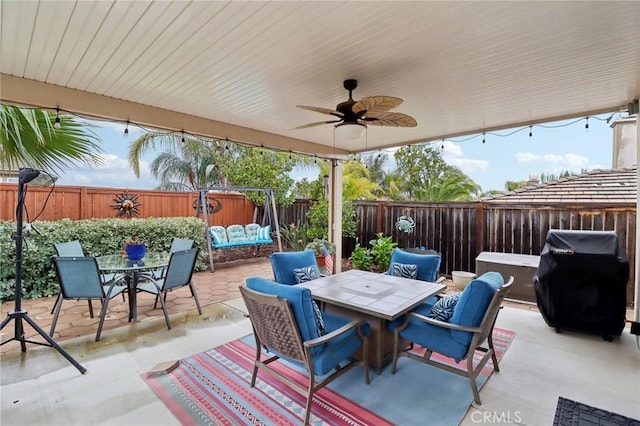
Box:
<box><xmin>328</xmin><ymin>159</ymin><xmax>343</xmax><ymax>273</ymax></box>
<box><xmin>634</xmin><ymin>108</ymin><xmax>639</xmax><ymax>342</ymax></box>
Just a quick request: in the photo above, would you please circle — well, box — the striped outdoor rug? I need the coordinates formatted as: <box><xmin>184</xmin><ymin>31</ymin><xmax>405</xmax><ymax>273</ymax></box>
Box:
<box><xmin>142</xmin><ymin>328</ymin><xmax>515</xmax><ymax>425</ymax></box>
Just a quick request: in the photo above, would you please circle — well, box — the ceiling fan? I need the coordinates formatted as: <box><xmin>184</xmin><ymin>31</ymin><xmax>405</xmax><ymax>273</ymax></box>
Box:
<box><xmin>292</xmin><ymin>79</ymin><xmax>417</xmax><ymax>137</ymax></box>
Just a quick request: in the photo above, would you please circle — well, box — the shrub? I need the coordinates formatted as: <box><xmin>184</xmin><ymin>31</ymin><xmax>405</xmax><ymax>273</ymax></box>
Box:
<box><xmin>369</xmin><ymin>233</ymin><xmax>398</xmax><ymax>271</ymax></box>
<box><xmin>349</xmin><ymin>243</ymin><xmax>372</xmax><ymax>271</ymax></box>
<box><xmin>0</xmin><ymin>217</ymin><xmax>208</xmax><ymax>302</ymax></box>
<box><xmin>306</xmin><ymin>198</ymin><xmax>357</xmax><ymax>240</ymax></box>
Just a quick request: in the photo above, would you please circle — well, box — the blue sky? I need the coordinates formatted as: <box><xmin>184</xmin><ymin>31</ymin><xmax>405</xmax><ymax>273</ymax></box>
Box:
<box><xmin>54</xmin><ymin>113</ymin><xmax>617</xmax><ymax>193</ymax></box>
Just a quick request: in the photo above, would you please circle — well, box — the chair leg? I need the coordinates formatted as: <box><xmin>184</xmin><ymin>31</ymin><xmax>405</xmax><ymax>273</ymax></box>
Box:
<box><xmin>467</xmin><ymin>357</ymin><xmax>482</xmax><ymax>404</ymax></box>
<box><xmin>95</xmin><ymin>297</ymin><xmax>110</xmax><ymax>342</ymax></box>
<box><xmin>304</xmin><ymin>376</ymin><xmax>315</xmax><ymax>425</ymax></box>
<box><xmin>49</xmin><ymin>294</ymin><xmax>64</xmax><ymax>336</ymax></box>
<box><xmin>87</xmin><ymin>300</ymin><xmax>94</xmax><ymax>319</ymax></box>
<box><xmin>156</xmin><ymin>291</ymin><xmax>172</xmax><ymax>330</ymax></box>
<box><xmin>250</xmin><ymin>344</ymin><xmax>261</xmax><ymax>387</ymax></box>
<box><xmin>50</xmin><ymin>293</ymin><xmax>61</xmax><ymax>314</ymax></box>
<box><xmin>189</xmin><ymin>282</ymin><xmax>202</xmax><ymax>315</ymax></box>
<box><xmin>487</xmin><ymin>329</ymin><xmax>500</xmax><ymax>372</ymax></box>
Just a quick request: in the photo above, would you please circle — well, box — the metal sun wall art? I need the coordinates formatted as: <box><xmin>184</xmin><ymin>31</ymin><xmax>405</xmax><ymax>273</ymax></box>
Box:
<box><xmin>112</xmin><ymin>192</ymin><xmax>142</xmax><ymax>217</ymax></box>
<box><xmin>395</xmin><ymin>215</ymin><xmax>415</xmax><ymax>233</ymax></box>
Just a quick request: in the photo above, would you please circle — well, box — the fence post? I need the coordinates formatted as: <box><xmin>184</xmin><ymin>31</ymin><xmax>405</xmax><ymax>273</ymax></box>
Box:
<box><xmin>475</xmin><ymin>201</ymin><xmax>484</xmax><ymax>255</ymax></box>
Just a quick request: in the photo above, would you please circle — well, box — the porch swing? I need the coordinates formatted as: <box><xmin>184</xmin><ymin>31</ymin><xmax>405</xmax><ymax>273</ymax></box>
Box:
<box><xmin>196</xmin><ymin>186</ymin><xmax>283</xmax><ymax>272</ymax></box>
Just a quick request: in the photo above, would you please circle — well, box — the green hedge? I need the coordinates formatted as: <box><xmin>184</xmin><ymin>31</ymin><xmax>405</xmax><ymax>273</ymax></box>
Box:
<box><xmin>0</xmin><ymin>217</ymin><xmax>208</xmax><ymax>302</ymax></box>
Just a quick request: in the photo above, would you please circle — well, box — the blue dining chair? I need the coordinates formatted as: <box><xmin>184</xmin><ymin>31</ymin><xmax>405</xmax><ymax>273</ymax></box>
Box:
<box><xmin>50</xmin><ymin>256</ymin><xmax>128</xmax><ymax>342</ymax></box>
<box><xmin>147</xmin><ymin>237</ymin><xmax>195</xmax><ymax>280</ymax></box>
<box><xmin>269</xmin><ymin>250</ymin><xmax>321</xmax><ymax>285</ymax></box>
<box><xmin>389</xmin><ymin>272</ymin><xmax>514</xmax><ymax>404</ymax></box>
<box><xmin>136</xmin><ymin>248</ymin><xmax>201</xmax><ymax>330</ymax></box>
<box><xmin>386</xmin><ymin>248</ymin><xmax>444</xmax><ymax>283</ymax></box>
<box><xmin>53</xmin><ymin>240</ymin><xmax>126</xmax><ymax>314</ymax></box>
<box><xmin>241</xmin><ymin>277</ymin><xmax>370</xmax><ymax>425</ymax></box>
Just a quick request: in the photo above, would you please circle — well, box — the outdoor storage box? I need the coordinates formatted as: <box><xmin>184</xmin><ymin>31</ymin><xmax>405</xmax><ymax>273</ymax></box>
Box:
<box><xmin>475</xmin><ymin>252</ymin><xmax>540</xmax><ymax>303</ymax></box>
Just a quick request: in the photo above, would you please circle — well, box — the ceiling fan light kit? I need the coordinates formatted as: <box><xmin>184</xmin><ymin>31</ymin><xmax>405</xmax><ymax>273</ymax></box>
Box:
<box><xmin>335</xmin><ymin>122</ymin><xmax>366</xmax><ymax>140</ymax></box>
<box><xmin>293</xmin><ymin>79</ymin><xmax>417</xmax><ymax>136</ymax></box>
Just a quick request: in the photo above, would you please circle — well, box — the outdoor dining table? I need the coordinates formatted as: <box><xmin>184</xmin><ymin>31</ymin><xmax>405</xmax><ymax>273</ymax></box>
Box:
<box><xmin>297</xmin><ymin>269</ymin><xmax>446</xmax><ymax>373</ymax></box>
<box><xmin>96</xmin><ymin>252</ymin><xmax>170</xmax><ymax>322</ymax></box>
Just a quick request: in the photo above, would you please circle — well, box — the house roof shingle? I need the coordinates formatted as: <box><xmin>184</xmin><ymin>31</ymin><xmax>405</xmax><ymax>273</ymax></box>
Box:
<box><xmin>482</xmin><ymin>167</ymin><xmax>637</xmax><ymax>204</ymax></box>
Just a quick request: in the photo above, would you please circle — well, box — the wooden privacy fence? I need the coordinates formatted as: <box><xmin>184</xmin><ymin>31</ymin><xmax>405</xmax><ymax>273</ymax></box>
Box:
<box><xmin>0</xmin><ymin>184</ymin><xmax>255</xmax><ymax>226</ymax></box>
<box><xmin>279</xmin><ymin>200</ymin><xmax>636</xmax><ymax>304</ymax></box>
<box><xmin>2</xmin><ymin>184</ymin><xmax>635</xmax><ymax>302</ymax></box>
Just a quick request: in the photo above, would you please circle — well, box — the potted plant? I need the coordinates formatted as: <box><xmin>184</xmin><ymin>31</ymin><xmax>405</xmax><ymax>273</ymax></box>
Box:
<box><xmin>122</xmin><ymin>236</ymin><xmax>147</xmax><ymax>261</ymax></box>
<box><xmin>305</xmin><ymin>239</ymin><xmax>336</xmax><ymax>269</ymax></box>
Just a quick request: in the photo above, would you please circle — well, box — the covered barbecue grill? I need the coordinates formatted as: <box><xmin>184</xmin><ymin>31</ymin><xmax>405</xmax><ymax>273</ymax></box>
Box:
<box><xmin>534</xmin><ymin>229</ymin><xmax>629</xmax><ymax>339</ymax></box>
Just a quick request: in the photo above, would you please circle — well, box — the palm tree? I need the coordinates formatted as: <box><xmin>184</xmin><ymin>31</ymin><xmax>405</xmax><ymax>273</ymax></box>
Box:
<box><xmin>0</xmin><ymin>105</ymin><xmax>103</xmax><ymax>174</ymax></box>
<box><xmin>128</xmin><ymin>133</ymin><xmax>222</xmax><ymax>190</ymax></box>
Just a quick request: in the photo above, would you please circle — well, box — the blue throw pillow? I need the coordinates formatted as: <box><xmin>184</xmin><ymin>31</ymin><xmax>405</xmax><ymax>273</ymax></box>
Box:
<box><xmin>311</xmin><ymin>301</ymin><xmax>326</xmax><ymax>336</ymax></box>
<box><xmin>293</xmin><ymin>265</ymin><xmax>321</xmax><ymax>283</ymax></box>
<box><xmin>391</xmin><ymin>262</ymin><xmax>418</xmax><ymax>279</ymax></box>
<box><xmin>257</xmin><ymin>225</ymin><xmax>271</xmax><ymax>240</ymax></box>
<box><xmin>428</xmin><ymin>293</ymin><xmax>461</xmax><ymax>322</ymax></box>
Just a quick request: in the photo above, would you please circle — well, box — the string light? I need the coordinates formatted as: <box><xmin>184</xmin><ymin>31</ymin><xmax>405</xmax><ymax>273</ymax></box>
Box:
<box><xmin>35</xmin><ymin>106</ymin><xmax>616</xmax><ymax>169</ymax></box>
<box><xmin>54</xmin><ymin>107</ymin><xmax>61</xmax><ymax>129</ymax></box>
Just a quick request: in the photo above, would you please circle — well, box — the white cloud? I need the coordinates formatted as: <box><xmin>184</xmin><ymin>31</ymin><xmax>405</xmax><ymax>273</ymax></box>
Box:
<box><xmin>515</xmin><ymin>152</ymin><xmax>541</xmax><ymax>162</ymax></box>
<box><xmin>55</xmin><ymin>153</ymin><xmax>157</xmax><ymax>189</ymax></box>
<box><xmin>442</xmin><ymin>140</ymin><xmax>489</xmax><ymax>174</ymax></box>
<box><xmin>516</xmin><ymin>152</ymin><xmax>589</xmax><ymax>168</ymax></box>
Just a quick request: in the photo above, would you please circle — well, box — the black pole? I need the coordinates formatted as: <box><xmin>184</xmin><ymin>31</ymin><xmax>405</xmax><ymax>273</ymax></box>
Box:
<box><xmin>0</xmin><ymin>169</ymin><xmax>86</xmax><ymax>374</ymax></box>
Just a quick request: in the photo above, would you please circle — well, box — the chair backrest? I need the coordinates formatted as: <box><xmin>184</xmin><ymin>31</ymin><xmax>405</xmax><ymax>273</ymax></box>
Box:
<box><xmin>240</xmin><ymin>284</ymin><xmax>306</xmax><ymax>362</ymax></box>
<box><xmin>450</xmin><ymin>272</ymin><xmax>514</xmax><ymax>347</ymax></box>
<box><xmin>53</xmin><ymin>256</ymin><xmax>104</xmax><ymax>299</ymax></box>
<box><xmin>269</xmin><ymin>250</ymin><xmax>318</xmax><ymax>285</ymax></box>
<box><xmin>54</xmin><ymin>240</ymin><xmax>85</xmax><ymax>257</ymax></box>
<box><xmin>162</xmin><ymin>248</ymin><xmax>199</xmax><ymax>291</ymax></box>
<box><xmin>170</xmin><ymin>238</ymin><xmax>194</xmax><ymax>252</ymax></box>
<box><xmin>386</xmin><ymin>248</ymin><xmax>441</xmax><ymax>282</ymax></box>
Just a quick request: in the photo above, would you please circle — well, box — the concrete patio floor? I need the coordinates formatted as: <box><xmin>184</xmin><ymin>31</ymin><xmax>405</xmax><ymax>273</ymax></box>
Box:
<box><xmin>1</xmin><ymin>257</ymin><xmax>639</xmax><ymax>425</ymax></box>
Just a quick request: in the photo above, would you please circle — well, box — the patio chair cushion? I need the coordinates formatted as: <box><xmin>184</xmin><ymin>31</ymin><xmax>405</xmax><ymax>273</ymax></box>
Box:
<box><xmin>390</xmin><ymin>262</ymin><xmax>418</xmax><ymax>279</ymax></box>
<box><xmin>210</xmin><ymin>226</ymin><xmax>228</xmax><ymax>244</ymax></box>
<box><xmin>246</xmin><ymin>277</ymin><xmax>323</xmax><ymax>350</ymax></box>
<box><xmin>293</xmin><ymin>265</ymin><xmax>321</xmax><ymax>283</ymax></box>
<box><xmin>450</xmin><ymin>271</ymin><xmax>504</xmax><ymax>346</ymax></box>
<box><xmin>270</xmin><ymin>250</ymin><xmax>318</xmax><ymax>285</ymax></box>
<box><xmin>386</xmin><ymin>249</ymin><xmax>441</xmax><ymax>282</ymax></box>
<box><xmin>428</xmin><ymin>293</ymin><xmax>461</xmax><ymax>322</ymax></box>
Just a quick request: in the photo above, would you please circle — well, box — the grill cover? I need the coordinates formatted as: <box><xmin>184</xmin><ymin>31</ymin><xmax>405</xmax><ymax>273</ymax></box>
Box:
<box><xmin>534</xmin><ymin>229</ymin><xmax>629</xmax><ymax>337</ymax></box>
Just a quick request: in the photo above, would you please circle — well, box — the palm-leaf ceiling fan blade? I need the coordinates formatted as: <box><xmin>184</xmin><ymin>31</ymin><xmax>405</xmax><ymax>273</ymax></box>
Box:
<box><xmin>352</xmin><ymin>96</ymin><xmax>403</xmax><ymax>115</ymax></box>
<box><xmin>291</xmin><ymin>119</ymin><xmax>342</xmax><ymax>130</ymax></box>
<box><xmin>365</xmin><ymin>112</ymin><xmax>417</xmax><ymax>127</ymax></box>
<box><xmin>296</xmin><ymin>105</ymin><xmax>344</xmax><ymax>118</ymax></box>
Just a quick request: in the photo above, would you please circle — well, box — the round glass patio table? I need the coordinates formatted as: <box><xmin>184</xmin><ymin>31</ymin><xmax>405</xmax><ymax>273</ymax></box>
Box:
<box><xmin>96</xmin><ymin>252</ymin><xmax>170</xmax><ymax>322</ymax></box>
